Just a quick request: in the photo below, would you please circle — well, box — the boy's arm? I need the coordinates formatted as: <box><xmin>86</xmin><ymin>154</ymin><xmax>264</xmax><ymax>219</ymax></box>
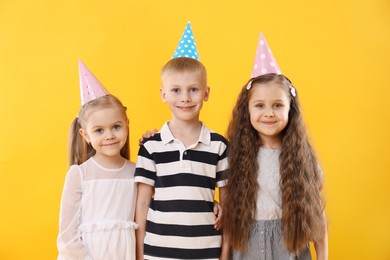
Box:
<box><xmin>135</xmin><ymin>182</ymin><xmax>154</xmax><ymax>260</ymax></box>
<box><xmin>314</xmin><ymin>211</ymin><xmax>328</xmax><ymax>260</ymax></box>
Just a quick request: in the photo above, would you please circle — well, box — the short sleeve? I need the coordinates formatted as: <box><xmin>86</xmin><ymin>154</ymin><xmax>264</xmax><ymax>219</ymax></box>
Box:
<box><xmin>57</xmin><ymin>165</ymin><xmax>89</xmax><ymax>259</ymax></box>
<box><xmin>134</xmin><ymin>143</ymin><xmax>157</xmax><ymax>186</ymax></box>
<box><xmin>216</xmin><ymin>139</ymin><xmax>229</xmax><ymax>188</ymax></box>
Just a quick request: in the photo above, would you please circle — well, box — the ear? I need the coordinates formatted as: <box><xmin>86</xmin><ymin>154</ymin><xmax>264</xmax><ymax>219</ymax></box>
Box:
<box><xmin>203</xmin><ymin>86</ymin><xmax>210</xmax><ymax>102</ymax></box>
<box><xmin>79</xmin><ymin>128</ymin><xmax>91</xmax><ymax>144</ymax></box>
<box><xmin>160</xmin><ymin>87</ymin><xmax>167</xmax><ymax>103</ymax></box>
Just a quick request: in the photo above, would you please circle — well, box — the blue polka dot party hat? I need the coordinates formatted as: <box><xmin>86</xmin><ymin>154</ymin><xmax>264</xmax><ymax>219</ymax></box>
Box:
<box><xmin>172</xmin><ymin>21</ymin><xmax>200</xmax><ymax>61</ymax></box>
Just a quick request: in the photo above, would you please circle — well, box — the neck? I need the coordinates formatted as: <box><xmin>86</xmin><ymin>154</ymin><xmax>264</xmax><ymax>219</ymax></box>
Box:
<box><xmin>92</xmin><ymin>154</ymin><xmax>125</xmax><ymax>169</ymax></box>
<box><xmin>168</xmin><ymin>119</ymin><xmax>202</xmax><ymax>148</ymax></box>
<box><xmin>260</xmin><ymin>135</ymin><xmax>282</xmax><ymax>149</ymax></box>
<box><xmin>169</xmin><ymin>118</ymin><xmax>201</xmax><ymax>131</ymax></box>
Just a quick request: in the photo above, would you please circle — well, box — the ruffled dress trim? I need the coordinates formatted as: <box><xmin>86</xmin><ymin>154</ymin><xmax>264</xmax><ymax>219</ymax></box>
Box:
<box><xmin>79</xmin><ymin>221</ymin><xmax>138</xmax><ymax>233</ymax></box>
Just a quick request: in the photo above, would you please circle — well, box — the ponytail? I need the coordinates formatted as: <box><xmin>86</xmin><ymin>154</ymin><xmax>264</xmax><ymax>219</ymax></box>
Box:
<box><xmin>68</xmin><ymin>117</ymin><xmax>95</xmax><ymax>166</ymax></box>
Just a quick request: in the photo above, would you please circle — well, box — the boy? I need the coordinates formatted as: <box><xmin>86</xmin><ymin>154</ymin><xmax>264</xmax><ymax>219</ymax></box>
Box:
<box><xmin>135</xmin><ymin>22</ymin><xmax>228</xmax><ymax>260</ymax></box>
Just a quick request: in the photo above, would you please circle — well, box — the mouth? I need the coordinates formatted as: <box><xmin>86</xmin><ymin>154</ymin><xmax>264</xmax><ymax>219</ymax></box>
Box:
<box><xmin>261</xmin><ymin>121</ymin><xmax>277</xmax><ymax>125</ymax></box>
<box><xmin>177</xmin><ymin>105</ymin><xmax>195</xmax><ymax>111</ymax></box>
<box><xmin>102</xmin><ymin>141</ymin><xmax>120</xmax><ymax>146</ymax></box>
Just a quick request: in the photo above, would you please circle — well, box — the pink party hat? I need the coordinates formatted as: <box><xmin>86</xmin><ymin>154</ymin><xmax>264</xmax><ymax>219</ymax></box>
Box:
<box><xmin>78</xmin><ymin>59</ymin><xmax>109</xmax><ymax>105</ymax></box>
<box><xmin>251</xmin><ymin>32</ymin><xmax>282</xmax><ymax>78</ymax></box>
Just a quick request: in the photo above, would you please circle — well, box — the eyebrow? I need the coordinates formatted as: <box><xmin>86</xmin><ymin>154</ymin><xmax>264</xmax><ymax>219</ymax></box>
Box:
<box><xmin>90</xmin><ymin>121</ymin><xmax>124</xmax><ymax>128</ymax></box>
<box><xmin>170</xmin><ymin>83</ymin><xmax>200</xmax><ymax>88</ymax></box>
<box><xmin>252</xmin><ymin>99</ymin><xmax>285</xmax><ymax>102</ymax></box>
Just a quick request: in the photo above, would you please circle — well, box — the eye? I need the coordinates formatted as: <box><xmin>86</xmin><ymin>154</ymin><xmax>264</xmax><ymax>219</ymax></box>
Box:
<box><xmin>171</xmin><ymin>88</ymin><xmax>180</xmax><ymax>93</ymax></box>
<box><xmin>254</xmin><ymin>103</ymin><xmax>264</xmax><ymax>108</ymax></box>
<box><xmin>113</xmin><ymin>124</ymin><xmax>121</xmax><ymax>130</ymax></box>
<box><xmin>95</xmin><ymin>128</ymin><xmax>103</xmax><ymax>134</ymax></box>
<box><xmin>190</xmin><ymin>87</ymin><xmax>199</xmax><ymax>93</ymax></box>
<box><xmin>274</xmin><ymin>103</ymin><xmax>283</xmax><ymax>108</ymax></box>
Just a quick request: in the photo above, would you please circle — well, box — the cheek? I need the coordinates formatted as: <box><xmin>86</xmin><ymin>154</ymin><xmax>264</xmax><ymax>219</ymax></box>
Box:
<box><xmin>248</xmin><ymin>109</ymin><xmax>258</xmax><ymax>123</ymax></box>
<box><xmin>121</xmin><ymin>128</ymin><xmax>129</xmax><ymax>138</ymax></box>
<box><xmin>281</xmin><ymin>110</ymin><xmax>290</xmax><ymax>121</ymax></box>
<box><xmin>192</xmin><ymin>92</ymin><xmax>204</xmax><ymax>101</ymax></box>
<box><xmin>167</xmin><ymin>95</ymin><xmax>179</xmax><ymax>102</ymax></box>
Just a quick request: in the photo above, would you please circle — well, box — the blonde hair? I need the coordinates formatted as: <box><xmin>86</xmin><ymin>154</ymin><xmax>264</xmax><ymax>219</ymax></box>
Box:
<box><xmin>68</xmin><ymin>94</ymin><xmax>130</xmax><ymax>166</ymax></box>
<box><xmin>161</xmin><ymin>57</ymin><xmax>207</xmax><ymax>86</ymax></box>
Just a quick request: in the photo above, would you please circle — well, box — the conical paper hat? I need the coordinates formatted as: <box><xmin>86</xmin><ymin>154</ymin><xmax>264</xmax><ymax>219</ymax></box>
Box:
<box><xmin>172</xmin><ymin>22</ymin><xmax>200</xmax><ymax>61</ymax></box>
<box><xmin>251</xmin><ymin>32</ymin><xmax>282</xmax><ymax>78</ymax></box>
<box><xmin>78</xmin><ymin>60</ymin><xmax>109</xmax><ymax>105</ymax></box>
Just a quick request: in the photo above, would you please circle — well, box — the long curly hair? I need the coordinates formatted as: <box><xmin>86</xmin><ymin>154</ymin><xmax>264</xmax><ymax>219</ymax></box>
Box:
<box><xmin>222</xmin><ymin>73</ymin><xmax>325</xmax><ymax>253</ymax></box>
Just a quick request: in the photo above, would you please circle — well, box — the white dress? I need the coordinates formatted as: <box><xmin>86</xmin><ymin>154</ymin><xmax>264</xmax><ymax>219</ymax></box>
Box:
<box><xmin>57</xmin><ymin>158</ymin><xmax>137</xmax><ymax>260</ymax></box>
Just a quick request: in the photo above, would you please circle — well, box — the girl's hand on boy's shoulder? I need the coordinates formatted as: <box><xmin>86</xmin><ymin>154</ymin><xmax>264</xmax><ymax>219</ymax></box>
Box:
<box><xmin>138</xmin><ymin>129</ymin><xmax>159</xmax><ymax>145</ymax></box>
<box><xmin>213</xmin><ymin>200</ymin><xmax>223</xmax><ymax>230</ymax></box>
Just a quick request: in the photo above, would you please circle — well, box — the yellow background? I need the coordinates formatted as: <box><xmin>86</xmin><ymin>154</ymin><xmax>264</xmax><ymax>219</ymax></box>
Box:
<box><xmin>0</xmin><ymin>0</ymin><xmax>389</xmax><ymax>259</ymax></box>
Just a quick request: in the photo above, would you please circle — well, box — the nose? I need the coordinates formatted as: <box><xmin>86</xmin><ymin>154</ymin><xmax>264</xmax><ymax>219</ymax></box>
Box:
<box><xmin>181</xmin><ymin>92</ymin><xmax>191</xmax><ymax>102</ymax></box>
<box><xmin>105</xmin><ymin>130</ymin><xmax>115</xmax><ymax>140</ymax></box>
<box><xmin>265</xmin><ymin>108</ymin><xmax>275</xmax><ymax>117</ymax></box>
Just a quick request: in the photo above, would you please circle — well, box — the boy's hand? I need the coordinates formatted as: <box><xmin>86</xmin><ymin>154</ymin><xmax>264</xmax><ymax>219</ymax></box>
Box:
<box><xmin>213</xmin><ymin>200</ymin><xmax>223</xmax><ymax>230</ymax></box>
<box><xmin>138</xmin><ymin>129</ymin><xmax>159</xmax><ymax>145</ymax></box>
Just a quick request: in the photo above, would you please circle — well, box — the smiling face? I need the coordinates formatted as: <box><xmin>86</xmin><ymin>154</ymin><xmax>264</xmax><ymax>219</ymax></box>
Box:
<box><xmin>248</xmin><ymin>81</ymin><xmax>290</xmax><ymax>147</ymax></box>
<box><xmin>160</xmin><ymin>71</ymin><xmax>209</xmax><ymax>124</ymax></box>
<box><xmin>79</xmin><ymin>107</ymin><xmax>128</xmax><ymax>161</ymax></box>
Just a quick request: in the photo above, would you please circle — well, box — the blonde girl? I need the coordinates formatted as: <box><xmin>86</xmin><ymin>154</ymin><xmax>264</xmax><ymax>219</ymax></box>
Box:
<box><xmin>57</xmin><ymin>91</ymin><xmax>137</xmax><ymax>259</ymax></box>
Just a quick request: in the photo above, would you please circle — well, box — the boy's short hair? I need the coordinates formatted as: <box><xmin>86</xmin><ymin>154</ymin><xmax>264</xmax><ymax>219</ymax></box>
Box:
<box><xmin>161</xmin><ymin>57</ymin><xmax>207</xmax><ymax>86</ymax></box>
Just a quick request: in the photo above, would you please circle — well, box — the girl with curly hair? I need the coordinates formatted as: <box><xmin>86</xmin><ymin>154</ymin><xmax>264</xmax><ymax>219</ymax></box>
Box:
<box><xmin>221</xmin><ymin>34</ymin><xmax>328</xmax><ymax>260</ymax></box>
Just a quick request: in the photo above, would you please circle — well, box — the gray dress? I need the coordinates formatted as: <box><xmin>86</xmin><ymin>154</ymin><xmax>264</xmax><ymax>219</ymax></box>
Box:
<box><xmin>232</xmin><ymin>219</ymin><xmax>311</xmax><ymax>260</ymax></box>
<box><xmin>232</xmin><ymin>148</ymin><xmax>311</xmax><ymax>260</ymax></box>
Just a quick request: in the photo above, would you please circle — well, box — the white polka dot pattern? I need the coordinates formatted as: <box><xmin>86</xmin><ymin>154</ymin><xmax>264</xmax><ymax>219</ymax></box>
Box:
<box><xmin>172</xmin><ymin>22</ymin><xmax>200</xmax><ymax>61</ymax></box>
<box><xmin>78</xmin><ymin>60</ymin><xmax>109</xmax><ymax>105</ymax></box>
<box><xmin>251</xmin><ymin>32</ymin><xmax>282</xmax><ymax>78</ymax></box>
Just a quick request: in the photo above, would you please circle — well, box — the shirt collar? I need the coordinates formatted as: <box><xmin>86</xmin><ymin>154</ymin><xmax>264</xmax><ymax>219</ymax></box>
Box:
<box><xmin>160</xmin><ymin>122</ymin><xmax>175</xmax><ymax>145</ymax></box>
<box><xmin>160</xmin><ymin>121</ymin><xmax>211</xmax><ymax>146</ymax></box>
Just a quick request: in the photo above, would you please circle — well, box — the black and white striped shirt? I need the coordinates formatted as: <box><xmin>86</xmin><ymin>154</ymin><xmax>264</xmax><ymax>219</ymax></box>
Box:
<box><xmin>135</xmin><ymin>122</ymin><xmax>228</xmax><ymax>259</ymax></box>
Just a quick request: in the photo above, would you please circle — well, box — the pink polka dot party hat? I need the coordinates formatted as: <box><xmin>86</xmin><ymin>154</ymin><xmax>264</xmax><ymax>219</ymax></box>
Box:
<box><xmin>78</xmin><ymin>59</ymin><xmax>109</xmax><ymax>105</ymax></box>
<box><xmin>250</xmin><ymin>32</ymin><xmax>281</xmax><ymax>78</ymax></box>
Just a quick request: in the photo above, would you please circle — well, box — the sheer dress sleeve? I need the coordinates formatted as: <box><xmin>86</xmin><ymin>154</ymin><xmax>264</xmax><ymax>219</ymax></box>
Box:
<box><xmin>57</xmin><ymin>165</ymin><xmax>90</xmax><ymax>260</ymax></box>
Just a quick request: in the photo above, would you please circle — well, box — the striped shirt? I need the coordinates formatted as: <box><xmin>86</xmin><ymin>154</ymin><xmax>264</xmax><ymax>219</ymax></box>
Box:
<box><xmin>135</xmin><ymin>122</ymin><xmax>228</xmax><ymax>259</ymax></box>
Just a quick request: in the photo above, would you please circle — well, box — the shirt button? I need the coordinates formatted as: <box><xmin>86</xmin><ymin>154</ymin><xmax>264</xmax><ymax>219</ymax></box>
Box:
<box><xmin>184</xmin><ymin>151</ymin><xmax>187</xmax><ymax>155</ymax></box>
<box><xmin>260</xmin><ymin>230</ymin><xmax>264</xmax><ymax>235</ymax></box>
<box><xmin>261</xmin><ymin>249</ymin><xmax>265</xmax><ymax>254</ymax></box>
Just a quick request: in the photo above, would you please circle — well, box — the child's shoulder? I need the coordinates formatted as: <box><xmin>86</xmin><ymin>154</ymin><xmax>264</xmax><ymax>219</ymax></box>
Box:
<box><xmin>124</xmin><ymin>158</ymin><xmax>135</xmax><ymax>166</ymax></box>
<box><xmin>64</xmin><ymin>163</ymin><xmax>84</xmax><ymax>183</ymax></box>
<box><xmin>66</xmin><ymin>158</ymin><xmax>93</xmax><ymax>176</ymax></box>
<box><xmin>68</xmin><ymin>160</ymin><xmax>88</xmax><ymax>172</ymax></box>
<box><xmin>123</xmin><ymin>159</ymin><xmax>136</xmax><ymax>174</ymax></box>
<box><xmin>207</xmin><ymin>128</ymin><xmax>228</xmax><ymax>145</ymax></box>
<box><xmin>126</xmin><ymin>159</ymin><xmax>135</xmax><ymax>168</ymax></box>
<box><xmin>68</xmin><ymin>164</ymin><xmax>81</xmax><ymax>174</ymax></box>
<box><xmin>210</xmin><ymin>132</ymin><xmax>227</xmax><ymax>142</ymax></box>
